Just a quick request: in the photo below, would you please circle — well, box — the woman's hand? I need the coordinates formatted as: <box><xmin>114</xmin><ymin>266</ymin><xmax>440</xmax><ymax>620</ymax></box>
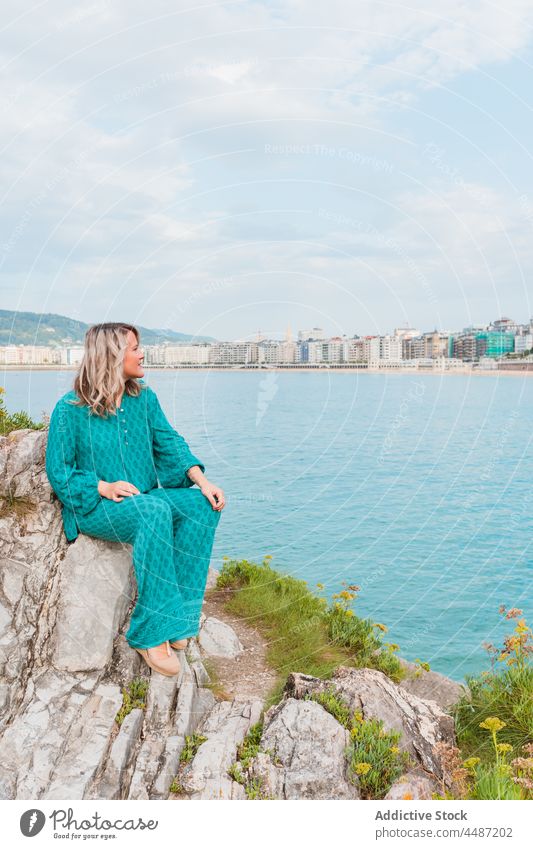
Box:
<box><xmin>98</xmin><ymin>480</ymin><xmax>140</xmax><ymax>502</ymax></box>
<box><xmin>200</xmin><ymin>481</ymin><xmax>226</xmax><ymax>511</ymax></box>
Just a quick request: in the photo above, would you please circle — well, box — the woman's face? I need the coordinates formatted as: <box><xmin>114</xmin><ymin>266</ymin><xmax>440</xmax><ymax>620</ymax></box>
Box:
<box><xmin>123</xmin><ymin>330</ymin><xmax>144</xmax><ymax>379</ymax></box>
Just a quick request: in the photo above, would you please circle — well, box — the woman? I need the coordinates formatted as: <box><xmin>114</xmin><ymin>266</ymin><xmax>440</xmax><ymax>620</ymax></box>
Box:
<box><xmin>45</xmin><ymin>322</ymin><xmax>225</xmax><ymax>678</ymax></box>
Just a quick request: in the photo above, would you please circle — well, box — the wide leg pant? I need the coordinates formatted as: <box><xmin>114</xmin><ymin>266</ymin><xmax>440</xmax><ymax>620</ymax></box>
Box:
<box><xmin>74</xmin><ymin>487</ymin><xmax>222</xmax><ymax>649</ymax></box>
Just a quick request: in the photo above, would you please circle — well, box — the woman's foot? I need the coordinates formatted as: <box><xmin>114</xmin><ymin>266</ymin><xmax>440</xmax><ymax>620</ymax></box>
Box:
<box><xmin>169</xmin><ymin>638</ymin><xmax>188</xmax><ymax>650</ymax></box>
<box><xmin>135</xmin><ymin>640</ymin><xmax>180</xmax><ymax>676</ymax></box>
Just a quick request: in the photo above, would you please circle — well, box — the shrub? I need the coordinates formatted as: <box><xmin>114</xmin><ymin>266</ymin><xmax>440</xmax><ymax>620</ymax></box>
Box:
<box><xmin>115</xmin><ymin>677</ymin><xmax>149</xmax><ymax>726</ymax></box>
<box><xmin>0</xmin><ymin>386</ymin><xmax>47</xmax><ymax>436</ymax></box>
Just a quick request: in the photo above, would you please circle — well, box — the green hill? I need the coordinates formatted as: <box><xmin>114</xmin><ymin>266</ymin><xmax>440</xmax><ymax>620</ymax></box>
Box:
<box><xmin>0</xmin><ymin>310</ymin><xmax>217</xmax><ymax>346</ymax></box>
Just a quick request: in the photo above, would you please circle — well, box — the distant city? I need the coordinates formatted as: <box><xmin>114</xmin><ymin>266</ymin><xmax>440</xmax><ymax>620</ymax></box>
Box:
<box><xmin>1</xmin><ymin>316</ymin><xmax>532</xmax><ymax>372</ymax></box>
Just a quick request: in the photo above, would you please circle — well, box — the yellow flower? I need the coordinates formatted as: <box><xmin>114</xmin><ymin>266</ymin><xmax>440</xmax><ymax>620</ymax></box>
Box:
<box><xmin>264</xmin><ymin>554</ymin><xmax>273</xmax><ymax>560</ymax></box>
<box><xmin>373</xmin><ymin>622</ymin><xmax>388</xmax><ymax>632</ymax></box>
<box><xmin>463</xmin><ymin>757</ymin><xmax>480</xmax><ymax>770</ymax></box>
<box><xmin>390</xmin><ymin>745</ymin><xmax>400</xmax><ymax>755</ymax></box>
<box><xmin>402</xmin><ymin>792</ymin><xmax>413</xmax><ymax>800</ymax></box>
<box><xmin>345</xmin><ymin>609</ymin><xmax>354</xmax><ymax>618</ymax></box>
<box><xmin>354</xmin><ymin>762</ymin><xmax>371</xmax><ymax>775</ymax></box>
<box><xmin>479</xmin><ymin>717</ymin><xmax>507</xmax><ymax>734</ymax></box>
<box><xmin>496</xmin><ymin>743</ymin><xmax>513</xmax><ymax>754</ymax></box>
<box><xmin>316</xmin><ymin>582</ymin><xmax>324</xmax><ymax>590</ymax></box>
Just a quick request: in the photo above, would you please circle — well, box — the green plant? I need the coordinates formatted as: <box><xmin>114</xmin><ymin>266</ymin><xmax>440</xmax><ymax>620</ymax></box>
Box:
<box><xmin>453</xmin><ymin>609</ymin><xmax>533</xmax><ymax>762</ymax></box>
<box><xmin>0</xmin><ymin>386</ymin><xmax>47</xmax><ymax>436</ymax></box>
<box><xmin>304</xmin><ymin>687</ymin><xmax>410</xmax><ymax>799</ymax></box>
<box><xmin>346</xmin><ymin>713</ymin><xmax>410</xmax><ymax>799</ymax></box>
<box><xmin>169</xmin><ymin>778</ymin><xmax>185</xmax><ymax>794</ymax></box>
<box><xmin>244</xmin><ymin>776</ymin><xmax>269</xmax><ymax>799</ymax></box>
<box><xmin>227</xmin><ymin>763</ymin><xmax>246</xmax><ymax>785</ymax></box>
<box><xmin>236</xmin><ymin>721</ymin><xmax>263</xmax><ymax>769</ymax></box>
<box><xmin>0</xmin><ymin>489</ymin><xmax>34</xmax><ymax>519</ymax></box>
<box><xmin>115</xmin><ymin>677</ymin><xmax>149</xmax><ymax>726</ymax></box>
<box><xmin>179</xmin><ymin>732</ymin><xmax>207</xmax><ymax>764</ymax></box>
<box><xmin>304</xmin><ymin>686</ymin><xmax>352</xmax><ymax>728</ymax></box>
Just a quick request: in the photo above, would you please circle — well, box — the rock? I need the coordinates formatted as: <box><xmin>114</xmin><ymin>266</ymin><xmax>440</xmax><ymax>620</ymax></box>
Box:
<box><xmin>285</xmin><ymin>667</ymin><xmax>456</xmax><ymax>782</ymax></box>
<box><xmin>396</xmin><ymin>658</ymin><xmax>468</xmax><ymax>712</ymax></box>
<box><xmin>90</xmin><ymin>708</ymin><xmax>143</xmax><ymax>799</ymax></box>
<box><xmin>43</xmin><ymin>682</ymin><xmax>124</xmax><ymax>799</ymax></box>
<box><xmin>385</xmin><ymin>768</ymin><xmax>440</xmax><ymax>800</ymax></box>
<box><xmin>198</xmin><ymin>616</ymin><xmax>244</xmax><ymax>658</ymax></box>
<box><xmin>52</xmin><ymin>536</ymin><xmax>134</xmax><ymax>673</ymax></box>
<box><xmin>252</xmin><ymin>697</ymin><xmax>360</xmax><ymax>799</ymax></box>
<box><xmin>180</xmin><ymin>699</ymin><xmax>263</xmax><ymax>799</ymax></box>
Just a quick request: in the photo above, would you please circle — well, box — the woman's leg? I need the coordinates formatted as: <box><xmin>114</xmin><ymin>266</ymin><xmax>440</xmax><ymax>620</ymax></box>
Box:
<box><xmin>74</xmin><ymin>494</ymin><xmax>195</xmax><ymax>649</ymax></box>
<box><xmin>146</xmin><ymin>487</ymin><xmax>222</xmax><ymax>641</ymax></box>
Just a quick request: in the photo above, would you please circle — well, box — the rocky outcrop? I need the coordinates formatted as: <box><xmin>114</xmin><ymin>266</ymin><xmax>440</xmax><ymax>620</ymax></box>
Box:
<box><xmin>285</xmin><ymin>668</ymin><xmax>455</xmax><ymax>780</ymax></box>
<box><xmin>0</xmin><ymin>428</ymin><xmax>464</xmax><ymax>801</ymax></box>
<box><xmin>0</xmin><ymin>429</ymin><xmax>258</xmax><ymax>800</ymax></box>
<box><xmin>229</xmin><ymin>668</ymin><xmax>457</xmax><ymax>800</ymax></box>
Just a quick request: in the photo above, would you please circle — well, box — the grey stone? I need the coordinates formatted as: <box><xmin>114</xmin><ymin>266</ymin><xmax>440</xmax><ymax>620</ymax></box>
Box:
<box><xmin>385</xmin><ymin>768</ymin><xmax>440</xmax><ymax>800</ymax></box>
<box><xmin>52</xmin><ymin>536</ymin><xmax>134</xmax><ymax>673</ymax></box>
<box><xmin>43</xmin><ymin>682</ymin><xmax>123</xmax><ymax>799</ymax></box>
<box><xmin>198</xmin><ymin>616</ymin><xmax>244</xmax><ymax>658</ymax></box>
<box><xmin>396</xmin><ymin>657</ymin><xmax>468</xmax><ymax>712</ymax></box>
<box><xmin>253</xmin><ymin>698</ymin><xmax>359</xmax><ymax>800</ymax></box>
<box><xmin>180</xmin><ymin>699</ymin><xmax>263</xmax><ymax>799</ymax></box>
<box><xmin>94</xmin><ymin>708</ymin><xmax>144</xmax><ymax>799</ymax></box>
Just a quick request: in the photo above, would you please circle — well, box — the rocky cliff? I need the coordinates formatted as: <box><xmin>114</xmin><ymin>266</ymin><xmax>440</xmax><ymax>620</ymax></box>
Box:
<box><xmin>0</xmin><ymin>428</ymin><xmax>466</xmax><ymax>800</ymax></box>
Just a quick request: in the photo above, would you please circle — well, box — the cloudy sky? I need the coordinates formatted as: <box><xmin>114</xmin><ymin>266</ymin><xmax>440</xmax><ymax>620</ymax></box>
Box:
<box><xmin>2</xmin><ymin>0</ymin><xmax>533</xmax><ymax>341</ymax></box>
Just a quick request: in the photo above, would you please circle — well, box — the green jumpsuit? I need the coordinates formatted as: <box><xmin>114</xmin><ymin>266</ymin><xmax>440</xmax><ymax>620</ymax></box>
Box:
<box><xmin>45</xmin><ymin>379</ymin><xmax>222</xmax><ymax>649</ymax></box>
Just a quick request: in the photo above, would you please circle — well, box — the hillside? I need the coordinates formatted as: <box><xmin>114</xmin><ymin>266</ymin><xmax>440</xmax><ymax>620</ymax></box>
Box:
<box><xmin>0</xmin><ymin>310</ymin><xmax>217</xmax><ymax>346</ymax></box>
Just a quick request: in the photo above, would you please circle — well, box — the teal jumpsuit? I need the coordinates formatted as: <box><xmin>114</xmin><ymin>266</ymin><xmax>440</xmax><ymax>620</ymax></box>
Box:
<box><xmin>45</xmin><ymin>379</ymin><xmax>222</xmax><ymax>649</ymax></box>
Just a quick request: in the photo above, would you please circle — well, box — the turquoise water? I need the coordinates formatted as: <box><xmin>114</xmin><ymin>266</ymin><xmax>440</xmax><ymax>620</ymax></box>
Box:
<box><xmin>4</xmin><ymin>368</ymin><xmax>532</xmax><ymax>683</ymax></box>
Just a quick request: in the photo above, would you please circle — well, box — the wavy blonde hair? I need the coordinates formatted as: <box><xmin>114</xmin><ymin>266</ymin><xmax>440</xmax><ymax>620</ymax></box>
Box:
<box><xmin>69</xmin><ymin>323</ymin><xmax>144</xmax><ymax>417</ymax></box>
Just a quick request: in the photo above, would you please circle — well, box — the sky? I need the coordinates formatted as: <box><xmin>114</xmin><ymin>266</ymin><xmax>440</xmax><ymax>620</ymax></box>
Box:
<box><xmin>1</xmin><ymin>0</ymin><xmax>533</xmax><ymax>342</ymax></box>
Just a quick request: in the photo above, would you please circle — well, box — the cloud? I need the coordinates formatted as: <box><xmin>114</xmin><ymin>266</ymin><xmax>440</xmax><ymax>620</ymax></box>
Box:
<box><xmin>1</xmin><ymin>0</ymin><xmax>532</xmax><ymax>334</ymax></box>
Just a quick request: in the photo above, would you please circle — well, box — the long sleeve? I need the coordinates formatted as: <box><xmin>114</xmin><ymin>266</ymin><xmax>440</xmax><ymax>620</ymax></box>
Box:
<box><xmin>147</xmin><ymin>387</ymin><xmax>205</xmax><ymax>488</ymax></box>
<box><xmin>45</xmin><ymin>398</ymin><xmax>102</xmax><ymax>516</ymax></box>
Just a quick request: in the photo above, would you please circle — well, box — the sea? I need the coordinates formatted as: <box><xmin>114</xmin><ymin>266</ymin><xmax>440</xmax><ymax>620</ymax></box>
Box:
<box><xmin>2</xmin><ymin>368</ymin><xmax>532</xmax><ymax>683</ymax></box>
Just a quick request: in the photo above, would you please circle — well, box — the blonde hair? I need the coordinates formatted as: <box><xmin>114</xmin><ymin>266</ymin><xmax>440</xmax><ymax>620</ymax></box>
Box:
<box><xmin>69</xmin><ymin>323</ymin><xmax>144</xmax><ymax>417</ymax></box>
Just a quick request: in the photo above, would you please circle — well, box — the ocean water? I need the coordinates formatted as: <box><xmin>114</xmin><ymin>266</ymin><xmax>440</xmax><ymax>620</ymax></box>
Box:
<box><xmin>3</xmin><ymin>368</ymin><xmax>532</xmax><ymax>683</ymax></box>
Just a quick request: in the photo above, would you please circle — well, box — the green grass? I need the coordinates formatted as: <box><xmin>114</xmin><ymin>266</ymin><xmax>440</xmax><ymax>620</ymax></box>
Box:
<box><xmin>115</xmin><ymin>677</ymin><xmax>149</xmax><ymax>726</ymax></box>
<box><xmin>453</xmin><ymin>665</ymin><xmax>533</xmax><ymax>761</ymax></box>
<box><xmin>215</xmin><ymin>556</ymin><xmax>405</xmax><ymax>709</ymax></box>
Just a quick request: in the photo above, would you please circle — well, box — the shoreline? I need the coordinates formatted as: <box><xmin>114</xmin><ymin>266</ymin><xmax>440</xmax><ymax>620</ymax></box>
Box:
<box><xmin>1</xmin><ymin>364</ymin><xmax>532</xmax><ymax>376</ymax></box>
